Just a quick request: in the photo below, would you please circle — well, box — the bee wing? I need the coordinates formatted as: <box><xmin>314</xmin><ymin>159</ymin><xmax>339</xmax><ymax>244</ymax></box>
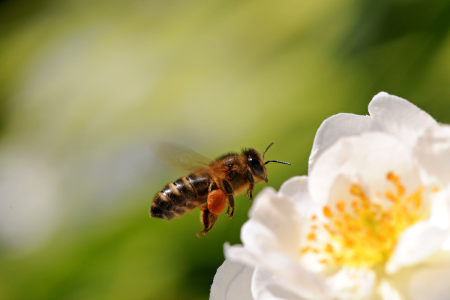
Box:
<box><xmin>150</xmin><ymin>141</ymin><xmax>212</xmax><ymax>172</ymax></box>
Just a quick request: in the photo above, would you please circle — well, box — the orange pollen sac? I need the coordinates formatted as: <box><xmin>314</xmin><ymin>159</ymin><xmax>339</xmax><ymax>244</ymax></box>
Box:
<box><xmin>300</xmin><ymin>173</ymin><xmax>428</xmax><ymax>268</ymax></box>
<box><xmin>207</xmin><ymin>189</ymin><xmax>226</xmax><ymax>214</ymax></box>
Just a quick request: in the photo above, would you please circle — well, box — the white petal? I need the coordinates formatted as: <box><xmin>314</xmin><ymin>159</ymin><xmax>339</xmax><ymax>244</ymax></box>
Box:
<box><xmin>368</xmin><ymin>92</ymin><xmax>437</xmax><ymax>149</ymax></box>
<box><xmin>225</xmin><ymin>245</ymin><xmax>330</xmax><ymax>300</ymax></box>
<box><xmin>225</xmin><ymin>244</ymin><xmax>261</xmax><ymax>267</ymax></box>
<box><xmin>309</xmin><ymin>113</ymin><xmax>380</xmax><ymax>171</ymax></box>
<box><xmin>252</xmin><ymin>267</ymin><xmax>310</xmax><ymax>300</ymax></box>
<box><xmin>326</xmin><ymin>267</ymin><xmax>376</xmax><ymax>300</ymax></box>
<box><xmin>414</xmin><ymin>125</ymin><xmax>450</xmax><ymax>185</ymax></box>
<box><xmin>248</xmin><ymin>186</ymin><xmax>302</xmax><ymax>226</ymax></box>
<box><xmin>278</xmin><ymin>176</ymin><xmax>317</xmax><ymax>217</ymax></box>
<box><xmin>278</xmin><ymin>176</ymin><xmax>308</xmax><ymax>202</ymax></box>
<box><xmin>378</xmin><ymin>280</ymin><xmax>403</xmax><ymax>300</ymax></box>
<box><xmin>427</xmin><ymin>187</ymin><xmax>450</xmax><ymax>251</ymax></box>
<box><xmin>309</xmin><ymin>92</ymin><xmax>437</xmax><ymax>172</ymax></box>
<box><xmin>309</xmin><ymin>132</ymin><xmax>421</xmax><ymax>206</ymax></box>
<box><xmin>240</xmin><ymin>219</ymin><xmax>285</xmax><ymax>256</ymax></box>
<box><xmin>244</xmin><ymin>179</ymin><xmax>313</xmax><ymax>258</ymax></box>
<box><xmin>387</xmin><ymin>187</ymin><xmax>450</xmax><ymax>273</ymax></box>
<box><xmin>429</xmin><ymin>187</ymin><xmax>450</xmax><ymax>230</ymax></box>
<box><xmin>386</xmin><ymin>221</ymin><xmax>447</xmax><ymax>274</ymax></box>
<box><xmin>210</xmin><ymin>259</ymin><xmax>255</xmax><ymax>300</ymax></box>
<box><xmin>408</xmin><ymin>260</ymin><xmax>450</xmax><ymax>300</ymax></box>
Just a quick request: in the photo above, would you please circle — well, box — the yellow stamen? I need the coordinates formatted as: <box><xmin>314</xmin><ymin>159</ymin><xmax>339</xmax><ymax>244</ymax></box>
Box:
<box><xmin>307</xmin><ymin>233</ymin><xmax>316</xmax><ymax>241</ymax></box>
<box><xmin>336</xmin><ymin>201</ymin><xmax>345</xmax><ymax>212</ymax></box>
<box><xmin>300</xmin><ymin>246</ymin><xmax>310</xmax><ymax>254</ymax></box>
<box><xmin>323</xmin><ymin>206</ymin><xmax>332</xmax><ymax>218</ymax></box>
<box><xmin>301</xmin><ymin>173</ymin><xmax>428</xmax><ymax>268</ymax></box>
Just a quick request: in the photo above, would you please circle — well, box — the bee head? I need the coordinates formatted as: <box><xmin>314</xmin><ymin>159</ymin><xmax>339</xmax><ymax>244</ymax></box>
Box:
<box><xmin>245</xmin><ymin>148</ymin><xmax>268</xmax><ymax>183</ymax></box>
<box><xmin>245</xmin><ymin>142</ymin><xmax>291</xmax><ymax>183</ymax></box>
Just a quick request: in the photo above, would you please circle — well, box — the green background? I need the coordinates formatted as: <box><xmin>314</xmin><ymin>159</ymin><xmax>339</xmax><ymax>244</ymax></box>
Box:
<box><xmin>0</xmin><ymin>0</ymin><xmax>450</xmax><ymax>299</ymax></box>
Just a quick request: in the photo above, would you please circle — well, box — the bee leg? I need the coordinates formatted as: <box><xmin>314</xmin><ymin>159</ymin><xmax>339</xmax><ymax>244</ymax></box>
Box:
<box><xmin>245</xmin><ymin>169</ymin><xmax>255</xmax><ymax>201</ymax></box>
<box><xmin>222</xmin><ymin>180</ymin><xmax>235</xmax><ymax>219</ymax></box>
<box><xmin>227</xmin><ymin>195</ymin><xmax>235</xmax><ymax>219</ymax></box>
<box><xmin>246</xmin><ymin>183</ymin><xmax>254</xmax><ymax>201</ymax></box>
<box><xmin>197</xmin><ymin>208</ymin><xmax>219</xmax><ymax>237</ymax></box>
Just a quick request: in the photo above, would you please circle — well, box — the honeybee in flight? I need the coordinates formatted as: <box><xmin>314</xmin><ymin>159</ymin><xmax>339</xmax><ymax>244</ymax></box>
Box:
<box><xmin>150</xmin><ymin>142</ymin><xmax>290</xmax><ymax>237</ymax></box>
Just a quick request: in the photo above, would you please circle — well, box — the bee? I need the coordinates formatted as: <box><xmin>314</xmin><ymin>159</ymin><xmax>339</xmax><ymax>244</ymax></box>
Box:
<box><xmin>149</xmin><ymin>142</ymin><xmax>290</xmax><ymax>237</ymax></box>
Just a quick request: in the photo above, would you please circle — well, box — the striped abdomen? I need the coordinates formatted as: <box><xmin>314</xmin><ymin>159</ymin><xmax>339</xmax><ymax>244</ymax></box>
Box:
<box><xmin>150</xmin><ymin>173</ymin><xmax>211</xmax><ymax>220</ymax></box>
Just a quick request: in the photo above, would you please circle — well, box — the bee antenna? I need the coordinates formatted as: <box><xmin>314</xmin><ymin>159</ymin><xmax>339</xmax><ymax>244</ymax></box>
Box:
<box><xmin>262</xmin><ymin>141</ymin><xmax>275</xmax><ymax>159</ymax></box>
<box><xmin>264</xmin><ymin>160</ymin><xmax>291</xmax><ymax>166</ymax></box>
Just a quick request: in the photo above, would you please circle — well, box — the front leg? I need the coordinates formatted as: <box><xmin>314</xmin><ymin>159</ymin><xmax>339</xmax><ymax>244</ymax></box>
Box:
<box><xmin>246</xmin><ymin>184</ymin><xmax>254</xmax><ymax>200</ymax></box>
<box><xmin>222</xmin><ymin>180</ymin><xmax>235</xmax><ymax>219</ymax></box>
<box><xmin>245</xmin><ymin>169</ymin><xmax>255</xmax><ymax>200</ymax></box>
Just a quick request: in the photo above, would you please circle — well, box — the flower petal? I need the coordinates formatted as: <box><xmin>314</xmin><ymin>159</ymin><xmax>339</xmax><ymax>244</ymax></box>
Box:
<box><xmin>309</xmin><ymin>132</ymin><xmax>421</xmax><ymax>206</ymax></box>
<box><xmin>386</xmin><ymin>221</ymin><xmax>447</xmax><ymax>274</ymax></box>
<box><xmin>414</xmin><ymin>125</ymin><xmax>450</xmax><ymax>185</ymax></box>
<box><xmin>278</xmin><ymin>176</ymin><xmax>317</xmax><ymax>216</ymax></box>
<box><xmin>368</xmin><ymin>92</ymin><xmax>437</xmax><ymax>149</ymax></box>
<box><xmin>210</xmin><ymin>259</ymin><xmax>255</xmax><ymax>300</ymax></box>
<box><xmin>377</xmin><ymin>280</ymin><xmax>403</xmax><ymax>300</ymax></box>
<box><xmin>326</xmin><ymin>267</ymin><xmax>376</xmax><ymax>300</ymax></box>
<box><xmin>309</xmin><ymin>113</ymin><xmax>380</xmax><ymax>171</ymax></box>
<box><xmin>408</xmin><ymin>260</ymin><xmax>450</xmax><ymax>300</ymax></box>
<box><xmin>429</xmin><ymin>187</ymin><xmax>450</xmax><ymax>230</ymax></box>
<box><xmin>252</xmin><ymin>267</ymin><xmax>309</xmax><ymax>300</ymax></box>
<box><xmin>225</xmin><ymin>245</ymin><xmax>330</xmax><ymax>300</ymax></box>
<box><xmin>244</xmin><ymin>177</ymin><xmax>314</xmax><ymax>258</ymax></box>
<box><xmin>309</xmin><ymin>92</ymin><xmax>437</xmax><ymax>172</ymax></box>
<box><xmin>386</xmin><ymin>187</ymin><xmax>450</xmax><ymax>273</ymax></box>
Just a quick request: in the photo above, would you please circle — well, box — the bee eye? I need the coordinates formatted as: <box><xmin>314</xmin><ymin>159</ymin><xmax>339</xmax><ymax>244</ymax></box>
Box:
<box><xmin>248</xmin><ymin>156</ymin><xmax>264</xmax><ymax>176</ymax></box>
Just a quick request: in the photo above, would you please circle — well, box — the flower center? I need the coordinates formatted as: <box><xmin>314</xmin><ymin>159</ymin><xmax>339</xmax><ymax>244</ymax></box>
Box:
<box><xmin>301</xmin><ymin>173</ymin><xmax>428</xmax><ymax>268</ymax></box>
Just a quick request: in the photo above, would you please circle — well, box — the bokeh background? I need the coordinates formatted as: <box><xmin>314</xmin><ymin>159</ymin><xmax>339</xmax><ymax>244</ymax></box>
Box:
<box><xmin>1</xmin><ymin>0</ymin><xmax>450</xmax><ymax>299</ymax></box>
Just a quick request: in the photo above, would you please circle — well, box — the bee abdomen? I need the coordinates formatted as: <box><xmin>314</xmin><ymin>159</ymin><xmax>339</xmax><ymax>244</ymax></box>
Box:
<box><xmin>150</xmin><ymin>173</ymin><xmax>210</xmax><ymax>220</ymax></box>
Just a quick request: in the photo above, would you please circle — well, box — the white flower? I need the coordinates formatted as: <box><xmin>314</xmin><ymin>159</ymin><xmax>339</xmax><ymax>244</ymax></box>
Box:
<box><xmin>210</xmin><ymin>92</ymin><xmax>450</xmax><ymax>300</ymax></box>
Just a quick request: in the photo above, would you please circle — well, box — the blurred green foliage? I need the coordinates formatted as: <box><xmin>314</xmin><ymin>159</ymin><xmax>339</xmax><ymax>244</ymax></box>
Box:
<box><xmin>0</xmin><ymin>0</ymin><xmax>450</xmax><ymax>299</ymax></box>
